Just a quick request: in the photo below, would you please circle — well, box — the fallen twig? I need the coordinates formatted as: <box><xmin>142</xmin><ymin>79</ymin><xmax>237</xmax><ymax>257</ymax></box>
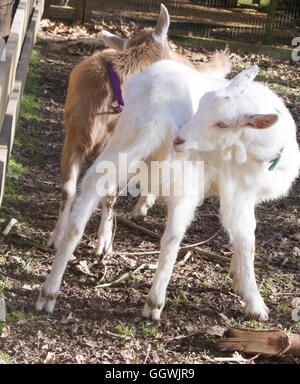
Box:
<box><xmin>95</xmin><ymin>262</ymin><xmax>157</xmax><ymax>288</ymax></box>
<box><xmin>115</xmin><ymin>215</ymin><xmax>225</xmax><ymax>259</ymax></box>
<box><xmin>116</xmin><ymin>215</ymin><xmax>160</xmax><ymax>240</ymax></box>
<box><xmin>114</xmin><ymin>216</ymin><xmax>271</xmax><ymax>268</ymax></box>
<box><xmin>95</xmin><ymin>251</ymin><xmax>193</xmax><ymax>288</ymax></box>
<box><xmin>144</xmin><ymin>344</ymin><xmax>151</xmax><ymax>364</ymax></box>
<box><xmin>106</xmin><ymin>330</ymin><xmax>128</xmax><ymax>339</ymax></box>
<box><xmin>213</xmin><ymin>351</ymin><xmax>256</xmax><ymax>364</ymax></box>
<box><xmin>7</xmin><ymin>233</ymin><xmax>50</xmax><ymax>252</ymax></box>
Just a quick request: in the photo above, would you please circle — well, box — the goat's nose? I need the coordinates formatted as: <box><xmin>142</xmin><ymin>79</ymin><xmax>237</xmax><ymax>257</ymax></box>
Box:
<box><xmin>173</xmin><ymin>136</ymin><xmax>185</xmax><ymax>145</ymax></box>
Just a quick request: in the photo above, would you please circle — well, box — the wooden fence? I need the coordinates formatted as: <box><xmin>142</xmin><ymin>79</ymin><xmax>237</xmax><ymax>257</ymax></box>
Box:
<box><xmin>0</xmin><ymin>0</ymin><xmax>44</xmax><ymax>206</ymax></box>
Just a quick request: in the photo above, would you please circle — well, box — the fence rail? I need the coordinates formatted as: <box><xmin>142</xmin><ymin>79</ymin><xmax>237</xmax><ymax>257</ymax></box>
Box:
<box><xmin>0</xmin><ymin>0</ymin><xmax>44</xmax><ymax>205</ymax></box>
<box><xmin>0</xmin><ymin>0</ymin><xmax>16</xmax><ymax>38</ymax></box>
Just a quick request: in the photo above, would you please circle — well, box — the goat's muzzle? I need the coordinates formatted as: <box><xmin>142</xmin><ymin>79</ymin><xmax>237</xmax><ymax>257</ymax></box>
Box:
<box><xmin>173</xmin><ymin>136</ymin><xmax>185</xmax><ymax>146</ymax></box>
<box><xmin>173</xmin><ymin>136</ymin><xmax>186</xmax><ymax>153</ymax></box>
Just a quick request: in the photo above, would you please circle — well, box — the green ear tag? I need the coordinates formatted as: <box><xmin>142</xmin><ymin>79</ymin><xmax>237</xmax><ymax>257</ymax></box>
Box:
<box><xmin>268</xmin><ymin>147</ymin><xmax>284</xmax><ymax>171</ymax></box>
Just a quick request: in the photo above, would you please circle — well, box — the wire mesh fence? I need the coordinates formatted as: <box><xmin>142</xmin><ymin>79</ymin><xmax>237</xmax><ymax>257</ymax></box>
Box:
<box><xmin>42</xmin><ymin>0</ymin><xmax>300</xmax><ymax>46</ymax></box>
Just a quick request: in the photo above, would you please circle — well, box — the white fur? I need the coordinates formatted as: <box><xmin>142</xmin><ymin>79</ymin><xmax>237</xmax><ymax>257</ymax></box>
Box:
<box><xmin>36</xmin><ymin>61</ymin><xmax>300</xmax><ymax>322</ymax></box>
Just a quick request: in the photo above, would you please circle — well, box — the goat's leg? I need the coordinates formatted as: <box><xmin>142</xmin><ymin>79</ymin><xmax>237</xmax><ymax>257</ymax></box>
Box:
<box><xmin>36</xmin><ymin>133</ymin><xmax>146</xmax><ymax>312</ymax></box>
<box><xmin>131</xmin><ymin>193</ymin><xmax>156</xmax><ymax>220</ymax></box>
<box><xmin>96</xmin><ymin>196</ymin><xmax>115</xmax><ymax>256</ymax></box>
<box><xmin>36</xmin><ymin>159</ymin><xmax>120</xmax><ymax>313</ymax></box>
<box><xmin>96</xmin><ymin>192</ymin><xmax>156</xmax><ymax>257</ymax></box>
<box><xmin>221</xmin><ymin>196</ymin><xmax>269</xmax><ymax>321</ymax></box>
<box><xmin>48</xmin><ymin>147</ymin><xmax>82</xmax><ymax>250</ymax></box>
<box><xmin>142</xmin><ymin>194</ymin><xmax>199</xmax><ymax>321</ymax></box>
<box><xmin>131</xmin><ymin>163</ymin><xmax>157</xmax><ymax>220</ymax></box>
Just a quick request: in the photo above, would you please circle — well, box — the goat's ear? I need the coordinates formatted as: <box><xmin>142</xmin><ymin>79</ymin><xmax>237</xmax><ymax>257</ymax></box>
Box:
<box><xmin>101</xmin><ymin>30</ymin><xmax>127</xmax><ymax>50</ymax></box>
<box><xmin>242</xmin><ymin>114</ymin><xmax>279</xmax><ymax>129</ymax></box>
<box><xmin>153</xmin><ymin>4</ymin><xmax>170</xmax><ymax>42</ymax></box>
<box><xmin>228</xmin><ymin>65</ymin><xmax>259</xmax><ymax>94</ymax></box>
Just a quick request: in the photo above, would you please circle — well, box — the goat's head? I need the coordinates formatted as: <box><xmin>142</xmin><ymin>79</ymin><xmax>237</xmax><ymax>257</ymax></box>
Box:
<box><xmin>174</xmin><ymin>65</ymin><xmax>279</xmax><ymax>162</ymax></box>
<box><xmin>102</xmin><ymin>4</ymin><xmax>170</xmax><ymax>53</ymax></box>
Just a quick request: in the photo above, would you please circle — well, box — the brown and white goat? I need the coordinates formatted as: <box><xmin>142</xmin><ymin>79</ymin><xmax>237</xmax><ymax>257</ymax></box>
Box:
<box><xmin>48</xmin><ymin>4</ymin><xmax>231</xmax><ymax>254</ymax></box>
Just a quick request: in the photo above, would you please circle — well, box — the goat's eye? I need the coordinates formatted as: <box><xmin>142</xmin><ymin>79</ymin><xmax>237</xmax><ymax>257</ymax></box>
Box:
<box><xmin>217</xmin><ymin>122</ymin><xmax>228</xmax><ymax>129</ymax></box>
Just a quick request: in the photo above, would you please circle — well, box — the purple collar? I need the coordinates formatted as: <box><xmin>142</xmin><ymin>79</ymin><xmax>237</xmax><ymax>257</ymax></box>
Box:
<box><xmin>108</xmin><ymin>64</ymin><xmax>124</xmax><ymax>113</ymax></box>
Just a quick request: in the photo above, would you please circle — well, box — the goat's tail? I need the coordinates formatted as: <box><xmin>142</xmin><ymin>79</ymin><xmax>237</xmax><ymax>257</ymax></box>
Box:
<box><xmin>198</xmin><ymin>46</ymin><xmax>232</xmax><ymax>78</ymax></box>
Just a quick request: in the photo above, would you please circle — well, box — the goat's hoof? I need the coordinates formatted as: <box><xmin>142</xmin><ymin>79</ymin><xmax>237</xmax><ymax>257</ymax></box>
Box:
<box><xmin>142</xmin><ymin>302</ymin><xmax>163</xmax><ymax>322</ymax></box>
<box><xmin>47</xmin><ymin>241</ymin><xmax>55</xmax><ymax>250</ymax></box>
<box><xmin>47</xmin><ymin>233</ymin><xmax>63</xmax><ymax>250</ymax></box>
<box><xmin>35</xmin><ymin>286</ymin><xmax>58</xmax><ymax>313</ymax></box>
<box><xmin>96</xmin><ymin>239</ymin><xmax>112</xmax><ymax>257</ymax></box>
<box><xmin>47</xmin><ymin>235</ymin><xmax>56</xmax><ymax>249</ymax></box>
<box><xmin>245</xmin><ymin>300</ymin><xmax>269</xmax><ymax>322</ymax></box>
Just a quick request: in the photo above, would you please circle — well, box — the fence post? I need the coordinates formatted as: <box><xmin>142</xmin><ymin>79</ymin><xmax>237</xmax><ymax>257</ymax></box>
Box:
<box><xmin>264</xmin><ymin>0</ymin><xmax>278</xmax><ymax>45</ymax></box>
<box><xmin>73</xmin><ymin>0</ymin><xmax>84</xmax><ymax>23</ymax></box>
<box><xmin>43</xmin><ymin>0</ymin><xmax>51</xmax><ymax>19</ymax></box>
<box><xmin>73</xmin><ymin>0</ymin><xmax>91</xmax><ymax>24</ymax></box>
<box><xmin>84</xmin><ymin>0</ymin><xmax>91</xmax><ymax>23</ymax></box>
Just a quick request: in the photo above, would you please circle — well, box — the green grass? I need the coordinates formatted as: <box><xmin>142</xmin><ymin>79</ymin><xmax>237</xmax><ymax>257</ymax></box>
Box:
<box><xmin>203</xmin><ymin>333</ymin><xmax>214</xmax><ymax>340</ymax></box>
<box><xmin>260</xmin><ymin>287</ymin><xmax>270</xmax><ymax>297</ymax></box>
<box><xmin>0</xmin><ymin>308</ymin><xmax>33</xmax><ymax>338</ymax></box>
<box><xmin>0</xmin><ymin>49</ymin><xmax>42</xmax><ymax>313</ymax></box>
<box><xmin>1</xmin><ymin>48</ymin><xmax>42</xmax><ymax>225</ymax></box>
<box><xmin>247</xmin><ymin>319</ymin><xmax>265</xmax><ymax>328</ymax></box>
<box><xmin>115</xmin><ymin>322</ymin><xmax>136</xmax><ymax>336</ymax></box>
<box><xmin>0</xmin><ymin>255</ymin><xmax>9</xmax><ymax>266</ymax></box>
<box><xmin>139</xmin><ymin>322</ymin><xmax>158</xmax><ymax>337</ymax></box>
<box><xmin>0</xmin><ymin>351</ymin><xmax>10</xmax><ymax>363</ymax></box>
<box><xmin>225</xmin><ymin>275</ymin><xmax>232</xmax><ymax>283</ymax></box>
<box><xmin>155</xmin><ymin>342</ymin><xmax>167</xmax><ymax>350</ymax></box>
<box><xmin>6</xmin><ymin>309</ymin><xmax>24</xmax><ymax>323</ymax></box>
<box><xmin>4</xmin><ymin>157</ymin><xmax>29</xmax><ymax>197</ymax></box>
<box><xmin>6</xmin><ymin>309</ymin><xmax>28</xmax><ymax>324</ymax></box>
<box><xmin>277</xmin><ymin>304</ymin><xmax>292</xmax><ymax>316</ymax></box>
<box><xmin>0</xmin><ymin>279</ymin><xmax>11</xmax><ymax>295</ymax></box>
<box><xmin>196</xmin><ymin>280</ymin><xmax>212</xmax><ymax>288</ymax></box>
<box><xmin>238</xmin><ymin>0</ymin><xmax>270</xmax><ymax>11</ymax></box>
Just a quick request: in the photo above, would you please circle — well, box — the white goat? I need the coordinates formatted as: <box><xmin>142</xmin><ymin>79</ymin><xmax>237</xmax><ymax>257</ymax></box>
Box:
<box><xmin>36</xmin><ymin>61</ymin><xmax>300</xmax><ymax>322</ymax></box>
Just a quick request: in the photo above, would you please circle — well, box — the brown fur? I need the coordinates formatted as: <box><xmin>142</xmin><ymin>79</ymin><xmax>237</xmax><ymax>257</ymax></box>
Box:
<box><xmin>63</xmin><ymin>29</ymin><xmax>168</xmax><ymax>171</ymax></box>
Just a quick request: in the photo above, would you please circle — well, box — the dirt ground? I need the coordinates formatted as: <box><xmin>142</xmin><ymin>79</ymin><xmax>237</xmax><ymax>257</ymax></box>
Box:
<box><xmin>0</xmin><ymin>20</ymin><xmax>300</xmax><ymax>364</ymax></box>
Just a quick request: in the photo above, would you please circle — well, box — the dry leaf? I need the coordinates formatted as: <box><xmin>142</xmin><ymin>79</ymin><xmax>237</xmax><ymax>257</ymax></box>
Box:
<box><xmin>77</xmin><ymin>260</ymin><xmax>92</xmax><ymax>275</ymax></box>
<box><xmin>22</xmin><ymin>284</ymin><xmax>32</xmax><ymax>290</ymax></box>
<box><xmin>206</xmin><ymin>325</ymin><xmax>226</xmax><ymax>337</ymax></box>
<box><xmin>44</xmin><ymin>352</ymin><xmax>56</xmax><ymax>364</ymax></box>
<box><xmin>75</xmin><ymin>354</ymin><xmax>85</xmax><ymax>364</ymax></box>
<box><xmin>293</xmin><ymin>247</ymin><xmax>300</xmax><ymax>257</ymax></box>
<box><xmin>292</xmin><ymin>233</ymin><xmax>300</xmax><ymax>241</ymax></box>
<box><xmin>61</xmin><ymin>312</ymin><xmax>76</xmax><ymax>324</ymax></box>
<box><xmin>1</xmin><ymin>326</ymin><xmax>10</xmax><ymax>338</ymax></box>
